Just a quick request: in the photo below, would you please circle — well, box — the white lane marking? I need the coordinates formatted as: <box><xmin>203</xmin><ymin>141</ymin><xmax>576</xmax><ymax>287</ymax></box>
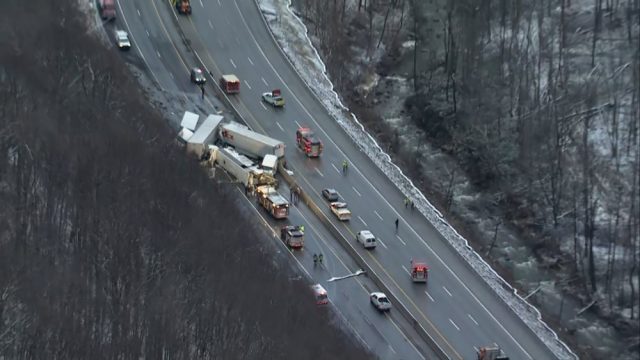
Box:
<box><xmin>331</xmin><ymin>163</ymin><xmax>340</xmax><ymax>174</ymax></box>
<box><xmin>468</xmin><ymin>314</ymin><xmax>479</xmax><ymax>326</ymax></box>
<box><xmin>137</xmin><ymin>9</ymin><xmax>141</xmax><ymax>16</ymax></box>
<box><xmin>199</xmin><ymin>0</ymin><xmax>203</xmax><ymax>7</ymax></box>
<box><xmin>233</xmin><ymin>4</ymin><xmax>530</xmax><ymax>357</ymax></box>
<box><xmin>294</xmin><ymin>120</ymin><xmax>302</xmax><ymax>128</ymax></box>
<box><xmin>146</xmin><ymin>30</ymin><xmax>150</xmax><ymax>37</ymax></box>
<box><xmin>449</xmin><ymin>318</ymin><xmax>460</xmax><ymax>331</ymax></box>
<box><xmin>314</xmin><ymin>168</ymin><xmax>324</xmax><ymax>177</ymax></box>
<box><xmin>352</xmin><ymin>187</ymin><xmax>361</xmax><ymax>197</ymax></box>
<box><xmin>377</xmin><ymin>238</ymin><xmax>388</xmax><ymax>249</ymax></box>
<box><xmin>208</xmin><ymin>20</ymin><xmax>213</xmax><ymax>29</ymax></box>
<box><xmin>230</xmin><ymin>58</ymin><xmax>237</xmax><ymax>68</ymax></box>
<box><xmin>374</xmin><ymin>210</ymin><xmax>383</xmax><ymax>221</ymax></box>
<box><xmin>217</xmin><ymin>0</ymin><xmax>221</xmax><ymax>5</ymax></box>
<box><xmin>395</xmin><ymin>234</ymin><xmax>406</xmax><ymax>246</ymax></box>
<box><xmin>276</xmin><ymin>122</ymin><xmax>284</xmax><ymax>131</ymax></box>
<box><xmin>169</xmin><ymin>72</ymin><xmax>174</xmax><ymax>79</ymax></box>
<box><xmin>388</xmin><ymin>344</ymin><xmax>396</xmax><ymax>354</ymax></box>
<box><xmin>357</xmin><ymin>216</ymin><xmax>368</xmax><ymax>227</ymax></box>
<box><xmin>248</xmin><ymin>57</ymin><xmax>254</xmax><ymax>65</ymax></box>
<box><xmin>387</xmin><ymin>314</ymin><xmax>426</xmax><ymax>360</ymax></box>
<box><xmin>259</xmin><ymin>102</ymin><xmax>268</xmax><ymax>110</ymax></box>
<box><xmin>244</xmin><ymin>80</ymin><xmax>252</xmax><ymax>90</ymax></box>
<box><xmin>115</xmin><ymin>0</ymin><xmax>163</xmax><ymax>89</ymax></box>
<box><xmin>156</xmin><ymin>50</ymin><xmax>161</xmax><ymax>58</ymax></box>
<box><xmin>261</xmin><ymin>77</ymin><xmax>268</xmax><ymax>86</ymax></box>
<box><xmin>443</xmin><ymin>286</ymin><xmax>453</xmax><ymax>297</ymax></box>
<box><xmin>402</xmin><ymin>265</ymin><xmax>410</xmax><ymax>275</ymax></box>
<box><xmin>425</xmin><ymin>291</ymin><xmax>435</xmax><ymax>302</ymax></box>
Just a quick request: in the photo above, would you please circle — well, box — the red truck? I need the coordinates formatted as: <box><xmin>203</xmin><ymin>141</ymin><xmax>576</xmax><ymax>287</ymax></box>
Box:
<box><xmin>98</xmin><ymin>0</ymin><xmax>116</xmax><ymax>20</ymax></box>
<box><xmin>176</xmin><ymin>0</ymin><xmax>192</xmax><ymax>15</ymax></box>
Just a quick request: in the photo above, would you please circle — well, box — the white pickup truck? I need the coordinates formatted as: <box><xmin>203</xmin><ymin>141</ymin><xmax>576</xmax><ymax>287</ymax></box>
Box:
<box><xmin>330</xmin><ymin>202</ymin><xmax>351</xmax><ymax>221</ymax></box>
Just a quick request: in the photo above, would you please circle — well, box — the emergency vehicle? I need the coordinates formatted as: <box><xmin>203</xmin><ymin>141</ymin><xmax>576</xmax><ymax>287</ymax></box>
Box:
<box><xmin>255</xmin><ymin>185</ymin><xmax>289</xmax><ymax>219</ymax></box>
<box><xmin>312</xmin><ymin>284</ymin><xmax>329</xmax><ymax>305</ymax></box>
<box><xmin>280</xmin><ymin>225</ymin><xmax>304</xmax><ymax>249</ymax></box>
<box><xmin>410</xmin><ymin>259</ymin><xmax>429</xmax><ymax>283</ymax></box>
<box><xmin>295</xmin><ymin>127</ymin><xmax>323</xmax><ymax>157</ymax></box>
<box><xmin>220</xmin><ymin>74</ymin><xmax>240</xmax><ymax>94</ymax></box>
<box><xmin>477</xmin><ymin>346</ymin><xmax>509</xmax><ymax>360</ymax></box>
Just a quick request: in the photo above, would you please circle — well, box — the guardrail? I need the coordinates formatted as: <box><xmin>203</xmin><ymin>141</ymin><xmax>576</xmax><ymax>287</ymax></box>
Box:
<box><xmin>164</xmin><ymin>2</ymin><xmax>448</xmax><ymax>358</ymax></box>
<box><xmin>278</xmin><ymin>163</ymin><xmax>450</xmax><ymax>360</ymax></box>
<box><xmin>250</xmin><ymin>1</ymin><xmax>578</xmax><ymax>359</ymax></box>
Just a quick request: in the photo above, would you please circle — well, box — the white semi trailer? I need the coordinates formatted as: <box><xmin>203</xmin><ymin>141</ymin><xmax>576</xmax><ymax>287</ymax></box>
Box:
<box><xmin>207</xmin><ymin>146</ymin><xmax>277</xmax><ymax>188</ymax></box>
<box><xmin>186</xmin><ymin>114</ymin><xmax>224</xmax><ymax>157</ymax></box>
<box><xmin>219</xmin><ymin>122</ymin><xmax>285</xmax><ymax>159</ymax></box>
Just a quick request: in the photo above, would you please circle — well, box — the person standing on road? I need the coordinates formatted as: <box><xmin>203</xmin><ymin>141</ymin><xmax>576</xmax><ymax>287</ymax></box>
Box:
<box><xmin>395</xmin><ymin>218</ymin><xmax>399</xmax><ymax>232</ymax></box>
<box><xmin>200</xmin><ymin>84</ymin><xmax>205</xmax><ymax>100</ymax></box>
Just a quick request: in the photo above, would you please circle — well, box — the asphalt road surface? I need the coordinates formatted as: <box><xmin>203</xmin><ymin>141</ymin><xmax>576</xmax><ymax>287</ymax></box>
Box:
<box><xmin>113</xmin><ymin>0</ymin><xmax>561</xmax><ymax>359</ymax></box>
<box><xmin>113</xmin><ymin>1</ymin><xmax>439</xmax><ymax>359</ymax></box>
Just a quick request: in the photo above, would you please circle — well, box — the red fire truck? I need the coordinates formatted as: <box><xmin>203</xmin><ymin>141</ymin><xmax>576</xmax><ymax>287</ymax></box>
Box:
<box><xmin>295</xmin><ymin>127</ymin><xmax>323</xmax><ymax>157</ymax></box>
<box><xmin>410</xmin><ymin>259</ymin><xmax>429</xmax><ymax>283</ymax></box>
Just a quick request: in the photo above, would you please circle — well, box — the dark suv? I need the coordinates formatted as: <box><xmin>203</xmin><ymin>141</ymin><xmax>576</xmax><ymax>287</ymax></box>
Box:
<box><xmin>190</xmin><ymin>67</ymin><xmax>206</xmax><ymax>85</ymax></box>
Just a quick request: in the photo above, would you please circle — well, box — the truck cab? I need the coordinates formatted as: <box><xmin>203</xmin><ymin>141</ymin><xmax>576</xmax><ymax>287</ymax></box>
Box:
<box><xmin>220</xmin><ymin>74</ymin><xmax>240</xmax><ymax>94</ymax></box>
<box><xmin>477</xmin><ymin>346</ymin><xmax>509</xmax><ymax>360</ymax></box>
<box><xmin>296</xmin><ymin>127</ymin><xmax>322</xmax><ymax>157</ymax></box>
<box><xmin>175</xmin><ymin>0</ymin><xmax>192</xmax><ymax>14</ymax></box>
<box><xmin>410</xmin><ymin>260</ymin><xmax>429</xmax><ymax>283</ymax></box>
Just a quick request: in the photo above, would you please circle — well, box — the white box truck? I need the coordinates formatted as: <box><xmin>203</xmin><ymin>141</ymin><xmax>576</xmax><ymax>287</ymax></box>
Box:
<box><xmin>187</xmin><ymin>114</ymin><xmax>224</xmax><ymax>157</ymax></box>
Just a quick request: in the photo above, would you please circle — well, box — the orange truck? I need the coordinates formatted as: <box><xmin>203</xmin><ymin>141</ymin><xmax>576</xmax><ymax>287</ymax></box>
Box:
<box><xmin>98</xmin><ymin>0</ymin><xmax>116</xmax><ymax>20</ymax></box>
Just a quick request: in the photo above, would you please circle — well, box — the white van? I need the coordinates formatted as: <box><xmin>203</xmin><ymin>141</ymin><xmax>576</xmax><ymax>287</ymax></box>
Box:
<box><xmin>356</xmin><ymin>230</ymin><xmax>377</xmax><ymax>249</ymax></box>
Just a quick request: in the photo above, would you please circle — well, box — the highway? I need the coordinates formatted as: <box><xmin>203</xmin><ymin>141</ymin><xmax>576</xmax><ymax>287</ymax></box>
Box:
<box><xmin>113</xmin><ymin>0</ymin><xmax>437</xmax><ymax>359</ymax></box>
<box><xmin>113</xmin><ymin>0</ymin><xmax>562</xmax><ymax>359</ymax></box>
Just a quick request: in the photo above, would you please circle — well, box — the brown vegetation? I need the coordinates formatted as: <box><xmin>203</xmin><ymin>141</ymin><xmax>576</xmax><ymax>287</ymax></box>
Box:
<box><xmin>0</xmin><ymin>1</ymin><xmax>369</xmax><ymax>358</ymax></box>
<box><xmin>292</xmin><ymin>0</ymin><xmax>639</xmax><ymax>358</ymax></box>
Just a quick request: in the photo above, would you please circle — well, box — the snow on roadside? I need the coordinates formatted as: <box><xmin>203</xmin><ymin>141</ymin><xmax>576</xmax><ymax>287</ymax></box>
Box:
<box><xmin>255</xmin><ymin>0</ymin><xmax>578</xmax><ymax>359</ymax></box>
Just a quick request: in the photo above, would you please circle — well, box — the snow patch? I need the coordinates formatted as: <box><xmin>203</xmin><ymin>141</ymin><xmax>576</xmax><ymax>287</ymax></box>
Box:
<box><xmin>255</xmin><ymin>0</ymin><xmax>578</xmax><ymax>359</ymax></box>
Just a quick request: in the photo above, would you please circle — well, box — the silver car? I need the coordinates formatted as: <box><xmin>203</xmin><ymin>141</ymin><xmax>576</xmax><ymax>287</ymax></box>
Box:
<box><xmin>115</xmin><ymin>30</ymin><xmax>131</xmax><ymax>50</ymax></box>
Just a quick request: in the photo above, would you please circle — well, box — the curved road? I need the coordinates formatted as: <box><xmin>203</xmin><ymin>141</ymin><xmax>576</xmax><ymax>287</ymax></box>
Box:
<box><xmin>113</xmin><ymin>0</ymin><xmax>438</xmax><ymax>359</ymax></box>
<box><xmin>115</xmin><ymin>0</ymin><xmax>561</xmax><ymax>359</ymax></box>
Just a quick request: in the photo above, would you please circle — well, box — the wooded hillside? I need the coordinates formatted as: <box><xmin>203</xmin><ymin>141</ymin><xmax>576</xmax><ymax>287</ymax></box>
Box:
<box><xmin>0</xmin><ymin>1</ymin><xmax>368</xmax><ymax>358</ymax></box>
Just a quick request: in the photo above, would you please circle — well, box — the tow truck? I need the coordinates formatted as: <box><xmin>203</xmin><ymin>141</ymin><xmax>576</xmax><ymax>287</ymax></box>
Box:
<box><xmin>262</xmin><ymin>89</ymin><xmax>285</xmax><ymax>107</ymax></box>
<box><xmin>296</xmin><ymin>127</ymin><xmax>323</xmax><ymax>157</ymax></box>
<box><xmin>175</xmin><ymin>0</ymin><xmax>191</xmax><ymax>14</ymax></box>
<box><xmin>280</xmin><ymin>225</ymin><xmax>304</xmax><ymax>249</ymax></box>
<box><xmin>410</xmin><ymin>259</ymin><xmax>429</xmax><ymax>283</ymax></box>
